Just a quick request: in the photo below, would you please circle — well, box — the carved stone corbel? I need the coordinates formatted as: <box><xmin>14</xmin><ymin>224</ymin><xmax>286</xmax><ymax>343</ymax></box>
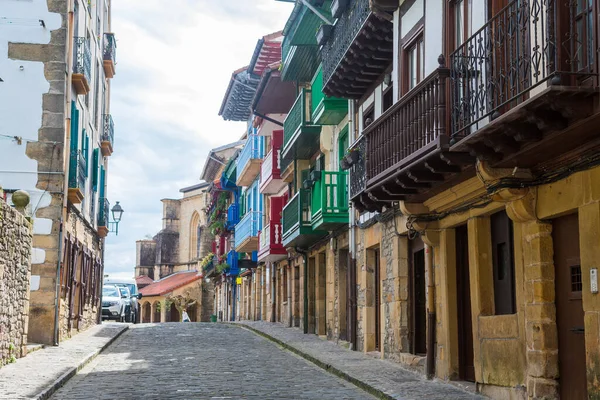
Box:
<box><xmin>495</xmin><ymin>187</ymin><xmax>538</xmax><ymax>223</ymax></box>
<box><xmin>477</xmin><ymin>160</ymin><xmax>533</xmax><ymax>182</ymax></box>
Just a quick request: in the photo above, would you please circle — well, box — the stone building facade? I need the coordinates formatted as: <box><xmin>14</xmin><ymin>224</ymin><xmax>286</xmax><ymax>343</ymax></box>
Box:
<box><xmin>0</xmin><ymin>0</ymin><xmax>118</xmax><ymax>345</ymax></box>
<box><xmin>0</xmin><ymin>193</ymin><xmax>33</xmax><ymax>366</ymax></box>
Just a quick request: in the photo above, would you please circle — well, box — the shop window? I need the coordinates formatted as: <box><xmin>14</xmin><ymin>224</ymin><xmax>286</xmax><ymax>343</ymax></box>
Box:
<box><xmin>491</xmin><ymin>210</ymin><xmax>516</xmax><ymax>315</ymax></box>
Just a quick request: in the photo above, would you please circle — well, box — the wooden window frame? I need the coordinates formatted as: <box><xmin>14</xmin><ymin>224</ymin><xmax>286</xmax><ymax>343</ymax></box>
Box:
<box><xmin>400</xmin><ymin>21</ymin><xmax>425</xmax><ymax>95</ymax></box>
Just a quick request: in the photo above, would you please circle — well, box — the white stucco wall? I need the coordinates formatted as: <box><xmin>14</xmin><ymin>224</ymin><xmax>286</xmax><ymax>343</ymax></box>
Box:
<box><xmin>0</xmin><ymin>1</ymin><xmax>61</xmax><ymax>235</ymax></box>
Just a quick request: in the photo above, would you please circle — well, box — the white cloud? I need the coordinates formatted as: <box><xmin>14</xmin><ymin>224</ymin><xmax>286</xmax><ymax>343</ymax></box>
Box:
<box><xmin>104</xmin><ymin>0</ymin><xmax>293</xmax><ymax>276</ymax></box>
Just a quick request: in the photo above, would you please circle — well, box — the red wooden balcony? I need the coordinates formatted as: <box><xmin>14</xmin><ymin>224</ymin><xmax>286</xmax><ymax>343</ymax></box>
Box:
<box><xmin>259</xmin><ymin>130</ymin><xmax>285</xmax><ymax>194</ymax></box>
<box><xmin>257</xmin><ymin>196</ymin><xmax>287</xmax><ymax>262</ymax></box>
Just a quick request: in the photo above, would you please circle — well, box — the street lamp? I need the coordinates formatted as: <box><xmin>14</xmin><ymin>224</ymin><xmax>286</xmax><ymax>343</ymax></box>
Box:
<box><xmin>109</xmin><ymin>201</ymin><xmax>124</xmax><ymax>235</ymax></box>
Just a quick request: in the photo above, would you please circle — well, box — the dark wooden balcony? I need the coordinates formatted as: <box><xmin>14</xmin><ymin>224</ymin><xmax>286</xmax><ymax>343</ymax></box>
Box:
<box><xmin>282</xmin><ymin>89</ymin><xmax>321</xmax><ymax>161</ymax></box>
<box><xmin>449</xmin><ymin>0</ymin><xmax>598</xmax><ymax>171</ymax></box>
<box><xmin>350</xmin><ymin>65</ymin><xmax>474</xmax><ymax>212</ymax></box>
<box><xmin>320</xmin><ymin>0</ymin><xmax>394</xmax><ymax>99</ymax></box>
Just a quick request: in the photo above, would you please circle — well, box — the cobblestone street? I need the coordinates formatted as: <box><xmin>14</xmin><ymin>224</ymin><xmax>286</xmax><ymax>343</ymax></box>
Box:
<box><xmin>49</xmin><ymin>323</ymin><xmax>376</xmax><ymax>400</ymax></box>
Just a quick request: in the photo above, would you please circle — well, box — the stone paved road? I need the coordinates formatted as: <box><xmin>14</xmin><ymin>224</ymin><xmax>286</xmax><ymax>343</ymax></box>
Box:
<box><xmin>50</xmin><ymin>323</ymin><xmax>376</xmax><ymax>400</ymax></box>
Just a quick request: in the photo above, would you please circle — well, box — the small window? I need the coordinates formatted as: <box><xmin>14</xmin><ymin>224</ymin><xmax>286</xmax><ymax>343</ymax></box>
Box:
<box><xmin>382</xmin><ymin>87</ymin><xmax>393</xmax><ymax>112</ymax></box>
<box><xmin>405</xmin><ymin>35</ymin><xmax>424</xmax><ymax>91</ymax></box>
<box><xmin>491</xmin><ymin>210</ymin><xmax>516</xmax><ymax>315</ymax></box>
<box><xmin>571</xmin><ymin>265</ymin><xmax>582</xmax><ymax>292</ymax></box>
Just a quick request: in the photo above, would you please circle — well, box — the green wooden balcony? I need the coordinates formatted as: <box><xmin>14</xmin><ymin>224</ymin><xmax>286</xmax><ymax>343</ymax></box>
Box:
<box><xmin>311</xmin><ymin>67</ymin><xmax>348</xmax><ymax>126</ymax></box>
<box><xmin>281</xmin><ymin>37</ymin><xmax>321</xmax><ymax>83</ymax></box>
<box><xmin>282</xmin><ymin>88</ymin><xmax>321</xmax><ymax>161</ymax></box>
<box><xmin>282</xmin><ymin>189</ymin><xmax>327</xmax><ymax>248</ymax></box>
<box><xmin>310</xmin><ymin>171</ymin><xmax>349</xmax><ymax>231</ymax></box>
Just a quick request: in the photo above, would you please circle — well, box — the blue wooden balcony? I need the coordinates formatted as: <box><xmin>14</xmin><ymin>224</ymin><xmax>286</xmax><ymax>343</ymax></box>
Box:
<box><xmin>226</xmin><ymin>203</ymin><xmax>240</xmax><ymax>231</ymax></box>
<box><xmin>234</xmin><ymin>211</ymin><xmax>261</xmax><ymax>253</ymax></box>
<box><xmin>236</xmin><ymin>134</ymin><xmax>264</xmax><ymax>187</ymax></box>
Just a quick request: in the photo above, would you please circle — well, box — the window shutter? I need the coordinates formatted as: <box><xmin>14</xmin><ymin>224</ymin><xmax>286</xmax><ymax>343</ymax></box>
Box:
<box><xmin>70</xmin><ymin>101</ymin><xmax>79</xmax><ymax>151</ymax></box>
<box><xmin>82</xmin><ymin>130</ymin><xmax>89</xmax><ymax>177</ymax></box>
<box><xmin>99</xmin><ymin>165</ymin><xmax>105</xmax><ymax>200</ymax></box>
<box><xmin>92</xmin><ymin>148</ymin><xmax>99</xmax><ymax>190</ymax></box>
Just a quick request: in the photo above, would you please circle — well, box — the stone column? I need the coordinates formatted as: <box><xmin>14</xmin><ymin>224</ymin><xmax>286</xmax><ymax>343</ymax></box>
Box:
<box><xmin>160</xmin><ymin>299</ymin><xmax>166</xmax><ymax>323</ymax></box>
<box><xmin>316</xmin><ymin>253</ymin><xmax>327</xmax><ymax>336</ymax></box>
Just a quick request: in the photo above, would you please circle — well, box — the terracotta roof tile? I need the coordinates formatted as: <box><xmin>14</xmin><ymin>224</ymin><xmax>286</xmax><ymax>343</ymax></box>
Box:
<box><xmin>139</xmin><ymin>271</ymin><xmax>202</xmax><ymax>297</ymax></box>
<box><xmin>136</xmin><ymin>275</ymin><xmax>154</xmax><ymax>286</ymax></box>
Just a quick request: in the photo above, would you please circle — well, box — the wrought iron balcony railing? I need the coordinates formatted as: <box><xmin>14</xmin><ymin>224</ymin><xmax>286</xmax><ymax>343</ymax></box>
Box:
<box><xmin>349</xmin><ymin>135</ymin><xmax>366</xmax><ymax>200</ymax></box>
<box><xmin>73</xmin><ymin>37</ymin><xmax>91</xmax><ymax>83</ymax></box>
<box><xmin>98</xmin><ymin>197</ymin><xmax>110</xmax><ymax>227</ymax></box>
<box><xmin>68</xmin><ymin>150</ymin><xmax>87</xmax><ymax>192</ymax></box>
<box><xmin>321</xmin><ymin>0</ymin><xmax>370</xmax><ymax>90</ymax></box>
<box><xmin>450</xmin><ymin>0</ymin><xmax>596</xmax><ymax>141</ymax></box>
<box><xmin>234</xmin><ymin>211</ymin><xmax>261</xmax><ymax>250</ymax></box>
<box><xmin>102</xmin><ymin>114</ymin><xmax>114</xmax><ymax>146</ymax></box>
<box><xmin>103</xmin><ymin>33</ymin><xmax>116</xmax><ymax>65</ymax></box>
<box><xmin>366</xmin><ymin>66</ymin><xmax>450</xmax><ymax>186</ymax></box>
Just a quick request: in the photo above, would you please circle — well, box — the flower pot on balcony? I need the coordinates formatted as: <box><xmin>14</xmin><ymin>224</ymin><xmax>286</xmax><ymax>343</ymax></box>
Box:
<box><xmin>309</xmin><ymin>170</ymin><xmax>322</xmax><ymax>183</ymax></box>
<box><xmin>331</xmin><ymin>0</ymin><xmax>349</xmax><ymax>19</ymax></box>
<box><xmin>302</xmin><ymin>179</ymin><xmax>314</xmax><ymax>190</ymax></box>
<box><xmin>340</xmin><ymin>158</ymin><xmax>351</xmax><ymax>170</ymax></box>
<box><xmin>316</xmin><ymin>24</ymin><xmax>333</xmax><ymax>47</ymax></box>
<box><xmin>348</xmin><ymin>150</ymin><xmax>359</xmax><ymax>164</ymax></box>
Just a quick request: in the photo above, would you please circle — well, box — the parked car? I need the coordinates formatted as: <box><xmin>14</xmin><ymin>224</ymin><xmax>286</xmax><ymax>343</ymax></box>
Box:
<box><xmin>102</xmin><ymin>285</ymin><xmax>126</xmax><ymax>322</ymax></box>
<box><xmin>104</xmin><ymin>277</ymin><xmax>142</xmax><ymax>323</ymax></box>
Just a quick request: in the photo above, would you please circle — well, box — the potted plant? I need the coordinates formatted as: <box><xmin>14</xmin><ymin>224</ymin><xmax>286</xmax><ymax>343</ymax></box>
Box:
<box><xmin>309</xmin><ymin>170</ymin><xmax>322</xmax><ymax>183</ymax></box>
<box><xmin>347</xmin><ymin>148</ymin><xmax>360</xmax><ymax>164</ymax></box>
<box><xmin>340</xmin><ymin>158</ymin><xmax>351</xmax><ymax>170</ymax></box>
<box><xmin>331</xmin><ymin>0</ymin><xmax>348</xmax><ymax>18</ymax></box>
<box><xmin>302</xmin><ymin>178</ymin><xmax>313</xmax><ymax>190</ymax></box>
<box><xmin>316</xmin><ymin>24</ymin><xmax>333</xmax><ymax>46</ymax></box>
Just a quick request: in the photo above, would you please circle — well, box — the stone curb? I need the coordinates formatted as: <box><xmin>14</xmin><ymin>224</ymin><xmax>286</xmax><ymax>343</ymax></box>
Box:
<box><xmin>234</xmin><ymin>324</ymin><xmax>393</xmax><ymax>400</ymax></box>
<box><xmin>33</xmin><ymin>325</ymin><xmax>129</xmax><ymax>400</ymax></box>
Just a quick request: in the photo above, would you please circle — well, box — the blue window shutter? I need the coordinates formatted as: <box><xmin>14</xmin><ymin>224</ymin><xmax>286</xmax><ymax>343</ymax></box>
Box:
<box><xmin>92</xmin><ymin>148</ymin><xmax>99</xmax><ymax>190</ymax></box>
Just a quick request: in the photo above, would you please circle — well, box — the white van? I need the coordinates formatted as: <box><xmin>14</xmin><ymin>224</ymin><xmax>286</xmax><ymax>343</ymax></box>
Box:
<box><xmin>103</xmin><ymin>277</ymin><xmax>142</xmax><ymax>323</ymax></box>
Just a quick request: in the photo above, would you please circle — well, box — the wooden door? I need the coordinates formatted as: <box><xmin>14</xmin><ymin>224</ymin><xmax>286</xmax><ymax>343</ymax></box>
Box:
<box><xmin>411</xmin><ymin>238</ymin><xmax>427</xmax><ymax>355</ymax></box>
<box><xmin>374</xmin><ymin>249</ymin><xmax>381</xmax><ymax>352</ymax></box>
<box><xmin>456</xmin><ymin>225</ymin><xmax>475</xmax><ymax>382</ymax></box>
<box><xmin>553</xmin><ymin>214</ymin><xmax>587</xmax><ymax>399</ymax></box>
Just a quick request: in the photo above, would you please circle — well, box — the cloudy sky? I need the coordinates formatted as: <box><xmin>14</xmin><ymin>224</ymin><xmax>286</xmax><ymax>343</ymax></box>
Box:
<box><xmin>104</xmin><ymin>0</ymin><xmax>293</xmax><ymax>280</ymax></box>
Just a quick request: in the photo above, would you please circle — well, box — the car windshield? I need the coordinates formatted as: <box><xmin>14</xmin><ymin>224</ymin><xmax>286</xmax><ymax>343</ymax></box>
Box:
<box><xmin>102</xmin><ymin>286</ymin><xmax>119</xmax><ymax>297</ymax></box>
<box><xmin>119</xmin><ymin>287</ymin><xmax>129</xmax><ymax>296</ymax></box>
<box><xmin>114</xmin><ymin>283</ymin><xmax>137</xmax><ymax>295</ymax></box>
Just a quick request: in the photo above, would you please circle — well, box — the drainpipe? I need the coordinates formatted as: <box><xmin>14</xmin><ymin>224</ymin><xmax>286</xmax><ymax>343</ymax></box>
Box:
<box><xmin>231</xmin><ymin>276</ymin><xmax>236</xmax><ymax>321</ymax></box>
<box><xmin>348</xmin><ymin>100</ymin><xmax>358</xmax><ymax>351</ymax></box>
<box><xmin>296</xmin><ymin>247</ymin><xmax>309</xmax><ymax>334</ymax></box>
<box><xmin>54</xmin><ymin>2</ymin><xmax>76</xmax><ymax>346</ymax></box>
<box><xmin>287</xmin><ymin>264</ymin><xmax>292</xmax><ymax>327</ymax></box>
<box><xmin>425</xmin><ymin>243</ymin><xmax>436</xmax><ymax>378</ymax></box>
<box><xmin>270</xmin><ymin>262</ymin><xmax>276</xmax><ymax>322</ymax></box>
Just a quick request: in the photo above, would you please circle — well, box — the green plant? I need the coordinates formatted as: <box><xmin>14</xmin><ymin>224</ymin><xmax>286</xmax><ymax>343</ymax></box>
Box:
<box><xmin>216</xmin><ymin>263</ymin><xmax>230</xmax><ymax>274</ymax></box>
<box><xmin>200</xmin><ymin>252</ymin><xmax>215</xmax><ymax>271</ymax></box>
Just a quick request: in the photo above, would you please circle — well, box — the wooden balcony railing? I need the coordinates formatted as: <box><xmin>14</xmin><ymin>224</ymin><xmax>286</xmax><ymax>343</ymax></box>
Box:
<box><xmin>260</xmin><ymin>149</ymin><xmax>281</xmax><ymax>186</ymax></box>
<box><xmin>311</xmin><ymin>171</ymin><xmax>349</xmax><ymax>230</ymax></box>
<box><xmin>365</xmin><ymin>66</ymin><xmax>450</xmax><ymax>186</ymax></box>
<box><xmin>282</xmin><ymin>189</ymin><xmax>311</xmax><ymax>241</ymax></box>
<box><xmin>283</xmin><ymin>89</ymin><xmax>311</xmax><ymax>149</ymax></box>
<box><xmin>234</xmin><ymin>211</ymin><xmax>261</xmax><ymax>250</ymax></box>
<box><xmin>226</xmin><ymin>203</ymin><xmax>239</xmax><ymax>231</ymax></box>
<box><xmin>450</xmin><ymin>0</ymin><xmax>597</xmax><ymax>141</ymax></box>
<box><xmin>259</xmin><ymin>222</ymin><xmax>283</xmax><ymax>253</ymax></box>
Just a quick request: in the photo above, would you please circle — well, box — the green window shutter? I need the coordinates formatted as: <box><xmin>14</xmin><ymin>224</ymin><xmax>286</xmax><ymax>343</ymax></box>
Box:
<box><xmin>99</xmin><ymin>165</ymin><xmax>105</xmax><ymax>200</ymax></box>
<box><xmin>338</xmin><ymin>125</ymin><xmax>349</xmax><ymax>166</ymax></box>
<box><xmin>82</xmin><ymin>130</ymin><xmax>89</xmax><ymax>177</ymax></box>
<box><xmin>70</xmin><ymin>101</ymin><xmax>79</xmax><ymax>151</ymax></box>
<box><xmin>92</xmin><ymin>148</ymin><xmax>99</xmax><ymax>190</ymax></box>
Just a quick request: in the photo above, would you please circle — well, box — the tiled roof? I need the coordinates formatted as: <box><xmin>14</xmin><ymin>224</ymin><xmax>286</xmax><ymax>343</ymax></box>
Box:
<box><xmin>139</xmin><ymin>271</ymin><xmax>202</xmax><ymax>297</ymax></box>
<box><xmin>136</xmin><ymin>275</ymin><xmax>154</xmax><ymax>286</ymax></box>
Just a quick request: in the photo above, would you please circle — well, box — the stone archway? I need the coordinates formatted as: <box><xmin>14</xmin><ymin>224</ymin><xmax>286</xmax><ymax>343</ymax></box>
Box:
<box><xmin>142</xmin><ymin>302</ymin><xmax>151</xmax><ymax>323</ymax></box>
<box><xmin>169</xmin><ymin>303</ymin><xmax>180</xmax><ymax>322</ymax></box>
<box><xmin>152</xmin><ymin>301</ymin><xmax>161</xmax><ymax>323</ymax></box>
<box><xmin>187</xmin><ymin>303</ymin><xmax>198</xmax><ymax>322</ymax></box>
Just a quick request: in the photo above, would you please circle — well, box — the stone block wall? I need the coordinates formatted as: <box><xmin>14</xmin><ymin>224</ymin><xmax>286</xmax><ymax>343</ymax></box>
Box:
<box><xmin>0</xmin><ymin>198</ymin><xmax>33</xmax><ymax>366</ymax></box>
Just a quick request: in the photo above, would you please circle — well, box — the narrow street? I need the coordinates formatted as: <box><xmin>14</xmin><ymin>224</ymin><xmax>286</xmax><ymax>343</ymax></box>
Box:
<box><xmin>49</xmin><ymin>323</ymin><xmax>375</xmax><ymax>400</ymax></box>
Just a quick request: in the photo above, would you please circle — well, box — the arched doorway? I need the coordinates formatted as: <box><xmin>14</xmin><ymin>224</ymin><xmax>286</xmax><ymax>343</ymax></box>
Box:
<box><xmin>169</xmin><ymin>303</ymin><xmax>180</xmax><ymax>322</ymax></box>
<box><xmin>187</xmin><ymin>303</ymin><xmax>198</xmax><ymax>322</ymax></box>
<box><xmin>142</xmin><ymin>302</ymin><xmax>151</xmax><ymax>323</ymax></box>
<box><xmin>152</xmin><ymin>301</ymin><xmax>161</xmax><ymax>323</ymax></box>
